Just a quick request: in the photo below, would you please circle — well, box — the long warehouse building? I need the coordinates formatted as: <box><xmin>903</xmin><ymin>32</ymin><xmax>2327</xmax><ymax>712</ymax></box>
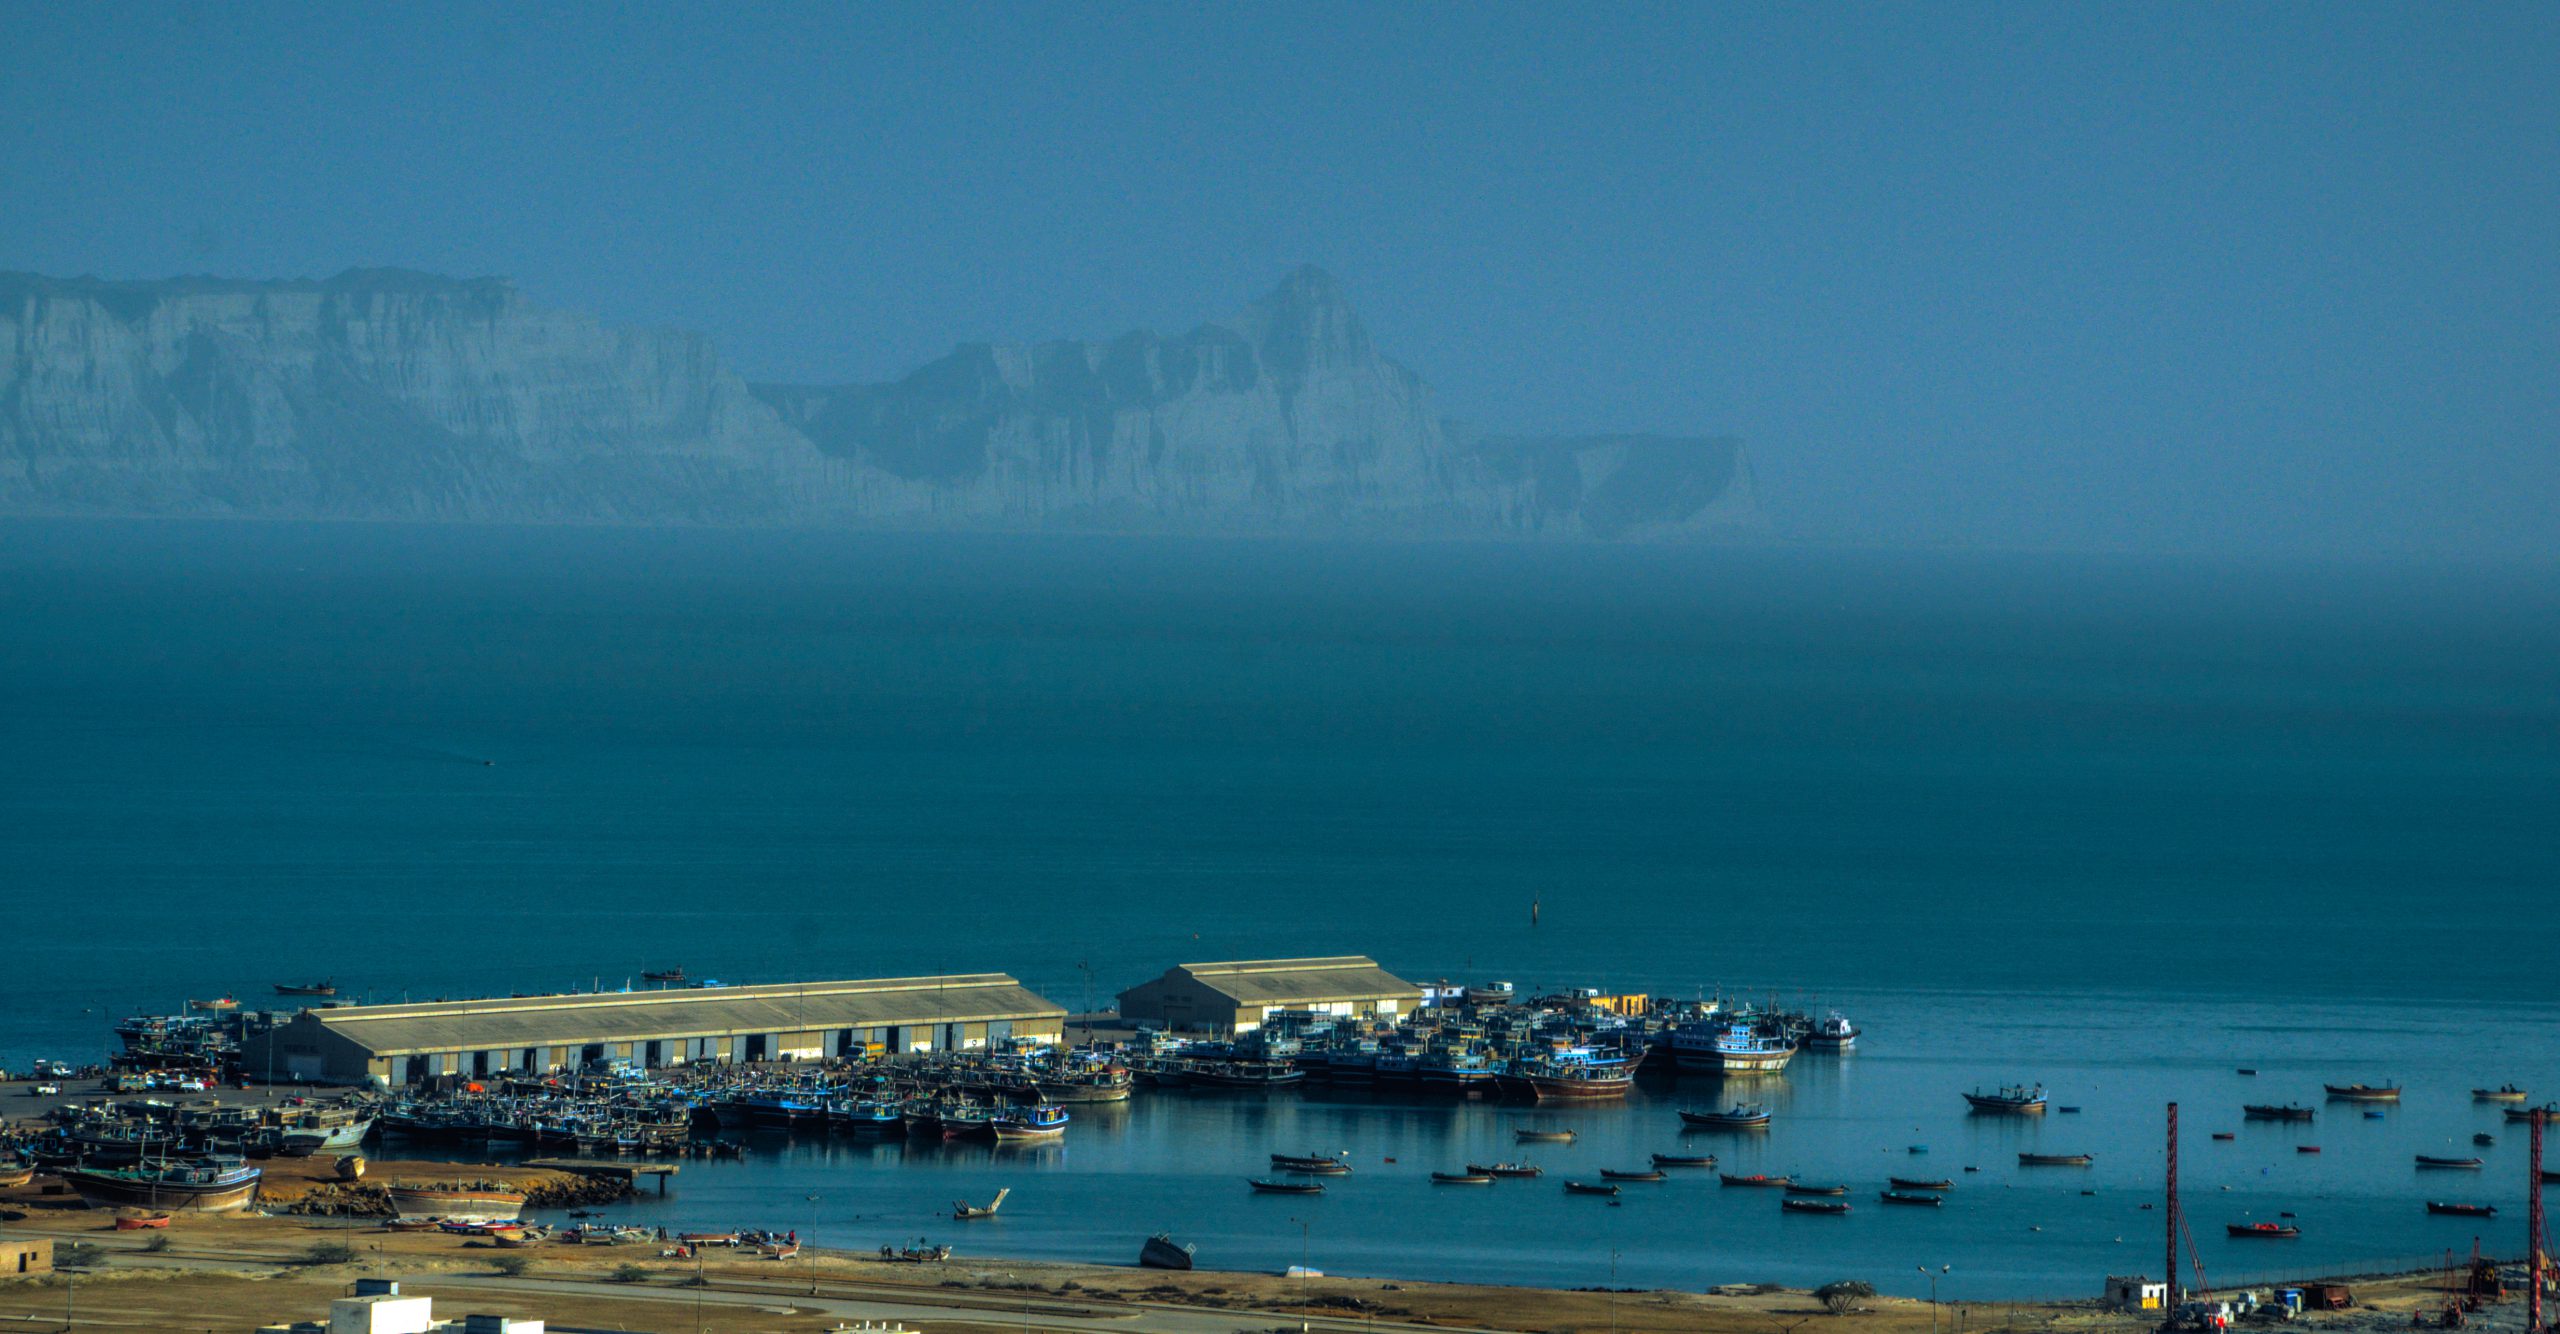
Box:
<box><xmin>245</xmin><ymin>974</ymin><xmax>1067</xmax><ymax>1086</ymax></box>
<box><xmin>1116</xmin><ymin>956</ymin><xmax>1422</xmax><ymax>1035</ymax></box>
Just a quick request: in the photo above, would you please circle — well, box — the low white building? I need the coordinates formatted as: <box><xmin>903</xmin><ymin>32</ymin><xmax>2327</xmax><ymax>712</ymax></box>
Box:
<box><xmin>329</xmin><ymin>1293</ymin><xmax>435</xmax><ymax>1334</ymax></box>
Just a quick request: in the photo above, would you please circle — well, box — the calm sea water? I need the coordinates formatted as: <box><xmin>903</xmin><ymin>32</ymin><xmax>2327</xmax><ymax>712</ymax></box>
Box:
<box><xmin>2</xmin><ymin>520</ymin><xmax>2554</xmax><ymax>1297</ymax></box>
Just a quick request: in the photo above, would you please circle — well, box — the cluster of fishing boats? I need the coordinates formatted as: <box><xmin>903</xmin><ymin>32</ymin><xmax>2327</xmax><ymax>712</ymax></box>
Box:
<box><xmin>1135</xmin><ymin>997</ymin><xmax>1861</xmax><ymax>1101</ymax></box>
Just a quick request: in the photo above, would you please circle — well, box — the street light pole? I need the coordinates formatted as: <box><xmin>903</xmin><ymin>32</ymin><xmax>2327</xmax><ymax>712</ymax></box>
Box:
<box><xmin>1918</xmin><ymin>1264</ymin><xmax>1950</xmax><ymax>1334</ymax></box>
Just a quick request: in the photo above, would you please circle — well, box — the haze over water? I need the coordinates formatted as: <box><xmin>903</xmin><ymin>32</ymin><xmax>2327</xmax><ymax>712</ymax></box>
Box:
<box><xmin>2</xmin><ymin>521</ymin><xmax>2553</xmax><ymax>1296</ymax></box>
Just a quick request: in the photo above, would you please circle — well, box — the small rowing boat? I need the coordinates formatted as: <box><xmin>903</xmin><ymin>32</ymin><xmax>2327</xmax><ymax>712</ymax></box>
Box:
<box><xmin>1889</xmin><ymin>1177</ymin><xmax>1952</xmax><ymax>1191</ymax></box>
<box><xmin>2415</xmin><ymin>1155</ymin><xmax>2482</xmax><ymax>1169</ymax></box>
<box><xmin>1248</xmin><ymin>1178</ymin><xmax>1325</xmax><ymax>1194</ymax></box>
<box><xmin>2472</xmin><ymin>1085</ymin><xmax>2529</xmax><ymax>1103</ymax></box>
<box><xmin>1651</xmin><ymin>1153</ymin><xmax>1717</xmax><ymax>1169</ymax></box>
<box><xmin>1431</xmin><ymin>1171</ymin><xmax>1494</xmax><ymax>1185</ymax></box>
<box><xmin>1879</xmin><ymin>1191</ymin><xmax>1942</xmax><ymax>1207</ymax></box>
<box><xmin>2242</xmin><ymin>1104</ymin><xmax>2314</xmax><ymax>1122</ymax></box>
<box><xmin>2324</xmin><ymin>1083</ymin><xmax>2400</xmax><ymax>1102</ymax></box>
<box><xmin>2019</xmin><ymin>1153</ymin><xmax>2093</xmax><ymax>1166</ymax></box>
<box><xmin>1782</xmin><ymin>1198</ymin><xmax>1850</xmax><ymax>1214</ymax></box>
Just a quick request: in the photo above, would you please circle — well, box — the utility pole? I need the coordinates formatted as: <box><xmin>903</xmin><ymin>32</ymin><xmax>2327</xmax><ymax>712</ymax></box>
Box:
<box><xmin>2530</xmin><ymin>1110</ymin><xmax>2546</xmax><ymax>1334</ymax></box>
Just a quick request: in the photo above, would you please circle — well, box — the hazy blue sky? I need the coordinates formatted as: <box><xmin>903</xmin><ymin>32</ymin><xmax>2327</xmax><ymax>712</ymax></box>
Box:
<box><xmin>2</xmin><ymin>3</ymin><xmax>2552</xmax><ymax>555</ymax></box>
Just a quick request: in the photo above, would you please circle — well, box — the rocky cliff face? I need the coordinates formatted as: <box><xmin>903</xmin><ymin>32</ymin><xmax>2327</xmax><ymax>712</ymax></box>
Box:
<box><xmin>0</xmin><ymin>265</ymin><xmax>1759</xmax><ymax>537</ymax></box>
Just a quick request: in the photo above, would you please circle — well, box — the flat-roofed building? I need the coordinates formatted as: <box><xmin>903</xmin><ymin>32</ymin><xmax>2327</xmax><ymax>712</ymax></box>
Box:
<box><xmin>1116</xmin><ymin>956</ymin><xmax>1421</xmax><ymax>1035</ymax></box>
<box><xmin>244</xmin><ymin>974</ymin><xmax>1065</xmax><ymax>1086</ymax></box>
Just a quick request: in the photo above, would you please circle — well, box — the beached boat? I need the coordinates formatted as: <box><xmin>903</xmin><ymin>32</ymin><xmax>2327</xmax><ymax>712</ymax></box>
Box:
<box><xmin>1514</xmin><ymin>1128</ymin><xmax>1579</xmax><ymax>1143</ymax></box>
<box><xmin>1563</xmin><ymin>1181</ymin><xmax>1620</xmax><ymax>1196</ymax></box>
<box><xmin>1890</xmin><ymin>1177</ymin><xmax>1953</xmax><ymax>1191</ymax></box>
<box><xmin>1247</xmin><ymin>1178</ymin><xmax>1325</xmax><ymax>1194</ymax></box>
<box><xmin>2472</xmin><ymin>1085</ymin><xmax>2529</xmax><ymax>1102</ymax></box>
<box><xmin>1719</xmin><ymin>1173</ymin><xmax>1791</xmax><ymax>1187</ymax></box>
<box><xmin>1600</xmin><ymin>1168</ymin><xmax>1666</xmax><ymax>1182</ymax></box>
<box><xmin>2228</xmin><ymin>1222</ymin><xmax>2299</xmax><ymax>1239</ymax></box>
<box><xmin>62</xmin><ymin>1157</ymin><xmax>260</xmax><ymax>1213</ymax></box>
<box><xmin>272</xmin><ymin>980</ymin><xmax>336</xmax><ymax>997</ymax></box>
<box><xmin>1651</xmin><ymin>1153</ymin><xmax>1717</xmax><ymax>1169</ymax></box>
<box><xmin>2427</xmin><ymin>1202</ymin><xmax>2495</xmax><ymax>1217</ymax></box>
<box><xmin>1784</xmin><ymin>1182</ymin><xmax>1848</xmax><ymax>1196</ymax></box>
<box><xmin>1270</xmin><ymin>1153</ymin><xmax>1352</xmax><ymax>1174</ymax></box>
<box><xmin>0</xmin><ymin>1164</ymin><xmax>34</xmax><ymax>1189</ymax></box>
<box><xmin>1782</xmin><ymin>1198</ymin><xmax>1850</xmax><ymax>1214</ymax></box>
<box><xmin>1432</xmin><ymin>1171</ymin><xmax>1494</xmax><ymax>1184</ymax></box>
<box><xmin>1806</xmin><ymin>1012</ymin><xmax>1860</xmax><ymax>1050</ymax></box>
<box><xmin>2019</xmin><ymin>1153</ymin><xmax>2093</xmax><ymax>1166</ymax></box>
<box><xmin>385</xmin><ymin>1183</ymin><xmax>526</xmax><ymax>1223</ymax></box>
<box><xmin>1879</xmin><ymin>1191</ymin><xmax>1942</xmax><ymax>1206</ymax></box>
<box><xmin>1468</xmin><ymin>1162</ymin><xmax>1545</xmax><ymax>1178</ymax></box>
<box><xmin>2242</xmin><ymin>1104</ymin><xmax>2314</xmax><ymax>1122</ymax></box>
<box><xmin>2324</xmin><ymin>1083</ymin><xmax>2400</xmax><ymax>1101</ymax></box>
<box><xmin>1677</xmin><ymin>1104</ymin><xmax>1771</xmax><ymax>1129</ymax></box>
<box><xmin>2415</xmin><ymin>1155</ymin><xmax>2483</xmax><ymax>1169</ymax></box>
<box><xmin>1964</xmin><ymin>1084</ymin><xmax>2047</xmax><ymax>1114</ymax></box>
<box><xmin>1139</xmin><ymin>1234</ymin><xmax>1196</xmax><ymax>1270</ymax></box>
<box><xmin>113</xmin><ymin>1211</ymin><xmax>173</xmax><ymax>1229</ymax></box>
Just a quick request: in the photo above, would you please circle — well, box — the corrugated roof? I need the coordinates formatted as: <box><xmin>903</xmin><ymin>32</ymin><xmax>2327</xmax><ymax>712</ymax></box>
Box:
<box><xmin>1169</xmin><ymin>957</ymin><xmax>1421</xmax><ymax>1005</ymax></box>
<box><xmin>306</xmin><ymin>975</ymin><xmax>1063</xmax><ymax>1055</ymax></box>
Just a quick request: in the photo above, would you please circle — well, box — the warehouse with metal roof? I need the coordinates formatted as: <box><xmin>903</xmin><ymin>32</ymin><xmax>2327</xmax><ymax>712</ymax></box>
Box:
<box><xmin>1115</xmin><ymin>956</ymin><xmax>1422</xmax><ymax>1035</ymax></box>
<box><xmin>244</xmin><ymin>974</ymin><xmax>1066</xmax><ymax>1086</ymax></box>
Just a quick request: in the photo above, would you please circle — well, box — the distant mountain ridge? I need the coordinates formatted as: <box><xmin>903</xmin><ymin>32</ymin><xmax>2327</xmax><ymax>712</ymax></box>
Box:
<box><xmin>0</xmin><ymin>265</ymin><xmax>1760</xmax><ymax>538</ymax></box>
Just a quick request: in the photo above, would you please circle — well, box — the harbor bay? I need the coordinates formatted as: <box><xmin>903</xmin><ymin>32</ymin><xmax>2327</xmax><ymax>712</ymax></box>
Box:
<box><xmin>3</xmin><ymin>521</ymin><xmax>2555</xmax><ymax>1302</ymax></box>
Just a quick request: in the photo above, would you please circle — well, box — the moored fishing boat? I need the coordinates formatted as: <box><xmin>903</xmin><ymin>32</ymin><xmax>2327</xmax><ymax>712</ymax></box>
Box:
<box><xmin>1270</xmin><ymin>1153</ymin><xmax>1352</xmax><ymax>1174</ymax></box>
<box><xmin>1520</xmin><ymin>1061</ymin><xmax>1635</xmax><ymax>1101</ymax></box>
<box><xmin>63</xmin><ymin>1157</ymin><xmax>260</xmax><ymax>1213</ymax></box>
<box><xmin>2228</xmin><ymin>1222</ymin><xmax>2299</xmax><ymax>1238</ymax></box>
<box><xmin>987</xmin><ymin>1104</ymin><xmax>1070</xmax><ymax>1143</ymax></box>
<box><xmin>1562</xmin><ymin>1180</ymin><xmax>1619</xmax><ymax>1196</ymax></box>
<box><xmin>2019</xmin><ymin>1153</ymin><xmax>2093</xmax><ymax>1166</ymax></box>
<box><xmin>1432</xmin><ymin>1171</ymin><xmax>1494</xmax><ymax>1184</ymax></box>
<box><xmin>2242</xmin><ymin>1104</ymin><xmax>2314</xmax><ymax>1122</ymax></box>
<box><xmin>186</xmin><ymin>996</ymin><xmax>239</xmax><ymax>1013</ymax></box>
<box><xmin>1468</xmin><ymin>1162</ymin><xmax>1544</xmax><ymax>1178</ymax></box>
<box><xmin>1514</xmin><ymin>1127</ymin><xmax>1578</xmax><ymax>1143</ymax></box>
<box><xmin>1719</xmin><ymin>1172</ymin><xmax>1791</xmax><ymax>1187</ymax></box>
<box><xmin>272</xmin><ymin>980</ymin><xmax>336</xmax><ymax>997</ymax></box>
<box><xmin>1784</xmin><ymin>1182</ymin><xmax>1848</xmax><ymax>1196</ymax></box>
<box><xmin>2415</xmin><ymin>1155</ymin><xmax>2482</xmax><ymax>1169</ymax></box>
<box><xmin>1247</xmin><ymin>1178</ymin><xmax>1324</xmax><ymax>1194</ymax></box>
<box><xmin>1890</xmin><ymin>1177</ymin><xmax>1953</xmax><ymax>1191</ymax></box>
<box><xmin>2472</xmin><ymin>1085</ymin><xmax>2529</xmax><ymax>1102</ymax></box>
<box><xmin>1664</xmin><ymin>1020</ymin><xmax>1797</xmax><ymax>1075</ymax></box>
<box><xmin>1139</xmin><ymin>1234</ymin><xmax>1196</xmax><ymax>1270</ymax></box>
<box><xmin>1600</xmin><ymin>1168</ymin><xmax>1665</xmax><ymax>1182</ymax></box>
<box><xmin>1805</xmin><ymin>1012</ymin><xmax>1859</xmax><ymax>1050</ymax></box>
<box><xmin>1678</xmin><ymin>1104</ymin><xmax>1771</xmax><ymax>1129</ymax></box>
<box><xmin>2324</xmin><ymin>1083</ymin><xmax>2400</xmax><ymax>1101</ymax></box>
<box><xmin>2426</xmin><ymin>1202</ymin><xmax>2494</xmax><ymax>1217</ymax></box>
<box><xmin>1782</xmin><ymin>1198</ymin><xmax>1849</xmax><ymax>1214</ymax></box>
<box><xmin>1651</xmin><ymin>1153</ymin><xmax>1717</xmax><ymax>1169</ymax></box>
<box><xmin>1964</xmin><ymin>1084</ymin><xmax>2047</xmax><ymax>1114</ymax></box>
<box><xmin>2504</xmin><ymin>1103</ymin><xmax>2559</xmax><ymax>1123</ymax></box>
<box><xmin>1880</xmin><ymin>1191</ymin><xmax>1942</xmax><ymax>1206</ymax></box>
